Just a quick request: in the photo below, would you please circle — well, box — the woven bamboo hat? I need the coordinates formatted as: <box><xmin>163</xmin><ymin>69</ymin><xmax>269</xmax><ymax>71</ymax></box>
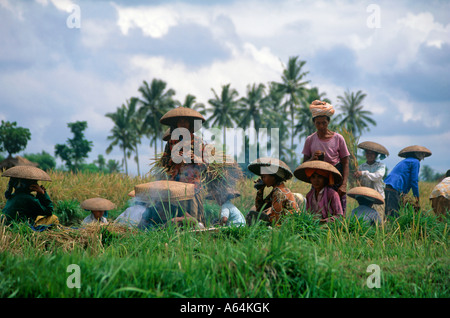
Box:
<box><xmin>134</xmin><ymin>180</ymin><xmax>195</xmax><ymax>203</ymax></box>
<box><xmin>2</xmin><ymin>165</ymin><xmax>52</xmax><ymax>182</ymax></box>
<box><xmin>398</xmin><ymin>145</ymin><xmax>432</xmax><ymax>158</ymax></box>
<box><xmin>358</xmin><ymin>141</ymin><xmax>389</xmax><ymax>156</ymax></box>
<box><xmin>160</xmin><ymin>107</ymin><xmax>205</xmax><ymax>128</ymax></box>
<box><xmin>294</xmin><ymin>160</ymin><xmax>342</xmax><ymax>185</ymax></box>
<box><xmin>347</xmin><ymin>186</ymin><xmax>384</xmax><ymax>205</ymax></box>
<box><xmin>247</xmin><ymin>157</ymin><xmax>293</xmax><ymax>181</ymax></box>
<box><xmin>81</xmin><ymin>198</ymin><xmax>116</xmax><ymax>211</ymax></box>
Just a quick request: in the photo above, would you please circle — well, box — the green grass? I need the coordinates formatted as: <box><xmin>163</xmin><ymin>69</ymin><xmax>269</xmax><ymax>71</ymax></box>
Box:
<box><xmin>0</xmin><ymin>172</ymin><xmax>448</xmax><ymax>298</ymax></box>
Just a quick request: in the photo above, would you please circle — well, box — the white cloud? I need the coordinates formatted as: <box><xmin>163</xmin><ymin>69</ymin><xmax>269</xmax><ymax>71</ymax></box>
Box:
<box><xmin>112</xmin><ymin>3</ymin><xmax>179</xmax><ymax>38</ymax></box>
<box><xmin>128</xmin><ymin>41</ymin><xmax>283</xmax><ymax>105</ymax></box>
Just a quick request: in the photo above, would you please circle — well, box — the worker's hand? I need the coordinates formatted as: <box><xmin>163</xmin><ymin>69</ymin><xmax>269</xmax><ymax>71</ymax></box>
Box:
<box><xmin>312</xmin><ymin>150</ymin><xmax>325</xmax><ymax>161</ymax></box>
<box><xmin>353</xmin><ymin>171</ymin><xmax>363</xmax><ymax>178</ymax></box>
<box><xmin>253</xmin><ymin>178</ymin><xmax>265</xmax><ymax>190</ymax></box>
<box><xmin>29</xmin><ymin>184</ymin><xmax>45</xmax><ymax>195</ymax></box>
<box><xmin>338</xmin><ymin>184</ymin><xmax>347</xmax><ymax>197</ymax></box>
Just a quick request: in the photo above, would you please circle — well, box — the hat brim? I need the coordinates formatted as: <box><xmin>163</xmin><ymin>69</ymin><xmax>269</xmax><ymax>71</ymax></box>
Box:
<box><xmin>398</xmin><ymin>145</ymin><xmax>432</xmax><ymax>158</ymax></box>
<box><xmin>293</xmin><ymin>160</ymin><xmax>342</xmax><ymax>184</ymax></box>
<box><xmin>358</xmin><ymin>141</ymin><xmax>389</xmax><ymax>156</ymax></box>
<box><xmin>81</xmin><ymin>198</ymin><xmax>116</xmax><ymax>211</ymax></box>
<box><xmin>347</xmin><ymin>187</ymin><xmax>384</xmax><ymax>205</ymax></box>
<box><xmin>247</xmin><ymin>157</ymin><xmax>293</xmax><ymax>181</ymax></box>
<box><xmin>2</xmin><ymin>166</ymin><xmax>52</xmax><ymax>182</ymax></box>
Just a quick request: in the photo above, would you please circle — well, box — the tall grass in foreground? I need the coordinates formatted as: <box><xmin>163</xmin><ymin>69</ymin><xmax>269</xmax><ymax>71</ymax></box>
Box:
<box><xmin>0</xmin><ymin>171</ymin><xmax>448</xmax><ymax>298</ymax></box>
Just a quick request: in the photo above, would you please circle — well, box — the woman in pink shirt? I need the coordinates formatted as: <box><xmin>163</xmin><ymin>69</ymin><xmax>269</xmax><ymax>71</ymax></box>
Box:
<box><xmin>301</xmin><ymin>100</ymin><xmax>350</xmax><ymax>214</ymax></box>
<box><xmin>294</xmin><ymin>160</ymin><xmax>344</xmax><ymax>223</ymax></box>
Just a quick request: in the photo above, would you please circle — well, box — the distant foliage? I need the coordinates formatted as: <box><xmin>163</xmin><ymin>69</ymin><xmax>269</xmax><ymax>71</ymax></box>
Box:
<box><xmin>0</xmin><ymin>120</ymin><xmax>31</xmax><ymax>157</ymax></box>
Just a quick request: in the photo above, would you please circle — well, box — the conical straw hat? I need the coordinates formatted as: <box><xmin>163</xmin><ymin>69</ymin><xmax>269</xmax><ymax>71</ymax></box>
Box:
<box><xmin>293</xmin><ymin>160</ymin><xmax>342</xmax><ymax>184</ymax></box>
<box><xmin>160</xmin><ymin>107</ymin><xmax>205</xmax><ymax>127</ymax></box>
<box><xmin>358</xmin><ymin>141</ymin><xmax>389</xmax><ymax>156</ymax></box>
<box><xmin>134</xmin><ymin>180</ymin><xmax>195</xmax><ymax>203</ymax></box>
<box><xmin>347</xmin><ymin>186</ymin><xmax>384</xmax><ymax>205</ymax></box>
<box><xmin>2</xmin><ymin>165</ymin><xmax>52</xmax><ymax>182</ymax></box>
<box><xmin>398</xmin><ymin>145</ymin><xmax>432</xmax><ymax>158</ymax></box>
<box><xmin>81</xmin><ymin>198</ymin><xmax>116</xmax><ymax>211</ymax></box>
<box><xmin>247</xmin><ymin>157</ymin><xmax>293</xmax><ymax>181</ymax></box>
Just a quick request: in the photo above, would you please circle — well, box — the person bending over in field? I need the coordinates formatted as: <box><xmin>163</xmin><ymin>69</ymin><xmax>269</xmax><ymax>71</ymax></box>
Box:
<box><xmin>294</xmin><ymin>160</ymin><xmax>343</xmax><ymax>223</ymax></box>
<box><xmin>384</xmin><ymin>145</ymin><xmax>431</xmax><ymax>218</ymax></box>
<box><xmin>246</xmin><ymin>157</ymin><xmax>298</xmax><ymax>226</ymax></box>
<box><xmin>429</xmin><ymin>169</ymin><xmax>450</xmax><ymax>221</ymax></box>
<box><xmin>211</xmin><ymin>188</ymin><xmax>245</xmax><ymax>227</ymax></box>
<box><xmin>347</xmin><ymin>186</ymin><xmax>384</xmax><ymax>226</ymax></box>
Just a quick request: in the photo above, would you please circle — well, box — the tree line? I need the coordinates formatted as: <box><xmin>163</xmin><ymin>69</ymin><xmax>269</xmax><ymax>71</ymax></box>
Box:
<box><xmin>105</xmin><ymin>56</ymin><xmax>377</xmax><ymax>175</ymax></box>
<box><xmin>1</xmin><ymin>55</ymin><xmax>444</xmax><ymax>181</ymax></box>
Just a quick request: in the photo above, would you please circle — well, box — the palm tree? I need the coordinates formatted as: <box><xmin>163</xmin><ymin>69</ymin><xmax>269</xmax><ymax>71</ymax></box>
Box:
<box><xmin>208</xmin><ymin>84</ymin><xmax>240</xmax><ymax>149</ymax></box>
<box><xmin>335</xmin><ymin>90</ymin><xmax>376</xmax><ymax>137</ymax></box>
<box><xmin>137</xmin><ymin>79</ymin><xmax>176</xmax><ymax>157</ymax></box>
<box><xmin>105</xmin><ymin>100</ymin><xmax>139</xmax><ymax>176</ymax></box>
<box><xmin>94</xmin><ymin>154</ymin><xmax>106</xmax><ymax>172</ymax></box>
<box><xmin>295</xmin><ymin>87</ymin><xmax>331</xmax><ymax>141</ymax></box>
<box><xmin>263</xmin><ymin>83</ymin><xmax>292</xmax><ymax>163</ymax></box>
<box><xmin>273</xmin><ymin>56</ymin><xmax>310</xmax><ymax>162</ymax></box>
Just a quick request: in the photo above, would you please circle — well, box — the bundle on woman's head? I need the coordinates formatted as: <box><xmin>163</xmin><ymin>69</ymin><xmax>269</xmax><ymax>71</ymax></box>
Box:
<box><xmin>309</xmin><ymin>100</ymin><xmax>335</xmax><ymax>119</ymax></box>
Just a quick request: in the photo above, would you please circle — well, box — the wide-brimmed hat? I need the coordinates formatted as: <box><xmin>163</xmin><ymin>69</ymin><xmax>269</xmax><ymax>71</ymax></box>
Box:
<box><xmin>358</xmin><ymin>141</ymin><xmax>389</xmax><ymax>156</ymax></box>
<box><xmin>134</xmin><ymin>180</ymin><xmax>195</xmax><ymax>203</ymax></box>
<box><xmin>2</xmin><ymin>165</ymin><xmax>52</xmax><ymax>182</ymax></box>
<box><xmin>247</xmin><ymin>157</ymin><xmax>293</xmax><ymax>181</ymax></box>
<box><xmin>160</xmin><ymin>107</ymin><xmax>205</xmax><ymax>129</ymax></box>
<box><xmin>81</xmin><ymin>198</ymin><xmax>116</xmax><ymax>211</ymax></box>
<box><xmin>347</xmin><ymin>186</ymin><xmax>384</xmax><ymax>205</ymax></box>
<box><xmin>398</xmin><ymin>145</ymin><xmax>432</xmax><ymax>158</ymax></box>
<box><xmin>294</xmin><ymin>160</ymin><xmax>342</xmax><ymax>185</ymax></box>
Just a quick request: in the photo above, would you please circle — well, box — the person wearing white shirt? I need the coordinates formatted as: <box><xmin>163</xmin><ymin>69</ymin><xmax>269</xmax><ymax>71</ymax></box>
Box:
<box><xmin>354</xmin><ymin>146</ymin><xmax>387</xmax><ymax>220</ymax></box>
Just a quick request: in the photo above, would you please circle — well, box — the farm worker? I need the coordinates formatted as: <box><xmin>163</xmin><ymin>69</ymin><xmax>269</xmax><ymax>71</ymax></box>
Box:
<box><xmin>384</xmin><ymin>145</ymin><xmax>432</xmax><ymax>218</ymax></box>
<box><xmin>246</xmin><ymin>157</ymin><xmax>299</xmax><ymax>226</ymax></box>
<box><xmin>160</xmin><ymin>107</ymin><xmax>207</xmax><ymax>225</ymax></box>
<box><xmin>207</xmin><ymin>188</ymin><xmax>245</xmax><ymax>227</ymax></box>
<box><xmin>354</xmin><ymin>141</ymin><xmax>389</xmax><ymax>220</ymax></box>
<box><xmin>1</xmin><ymin>166</ymin><xmax>59</xmax><ymax>226</ymax></box>
<box><xmin>81</xmin><ymin>198</ymin><xmax>115</xmax><ymax>225</ymax></box>
<box><xmin>429</xmin><ymin>169</ymin><xmax>450</xmax><ymax>221</ymax></box>
<box><xmin>347</xmin><ymin>186</ymin><xmax>384</xmax><ymax>226</ymax></box>
<box><xmin>294</xmin><ymin>160</ymin><xmax>344</xmax><ymax>223</ymax></box>
<box><xmin>137</xmin><ymin>180</ymin><xmax>205</xmax><ymax>230</ymax></box>
<box><xmin>114</xmin><ymin>184</ymin><xmax>151</xmax><ymax>229</ymax></box>
<box><xmin>302</xmin><ymin>100</ymin><xmax>350</xmax><ymax>215</ymax></box>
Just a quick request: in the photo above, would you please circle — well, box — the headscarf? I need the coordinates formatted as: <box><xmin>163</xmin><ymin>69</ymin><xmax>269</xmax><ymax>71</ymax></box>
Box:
<box><xmin>305</xmin><ymin>168</ymin><xmax>335</xmax><ymax>186</ymax></box>
<box><xmin>309</xmin><ymin>100</ymin><xmax>335</xmax><ymax>119</ymax></box>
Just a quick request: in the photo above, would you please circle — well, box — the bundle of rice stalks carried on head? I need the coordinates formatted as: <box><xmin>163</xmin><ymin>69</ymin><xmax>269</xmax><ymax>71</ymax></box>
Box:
<box><xmin>148</xmin><ymin>152</ymin><xmax>169</xmax><ymax>180</ymax></box>
<box><xmin>202</xmin><ymin>152</ymin><xmax>243</xmax><ymax>196</ymax></box>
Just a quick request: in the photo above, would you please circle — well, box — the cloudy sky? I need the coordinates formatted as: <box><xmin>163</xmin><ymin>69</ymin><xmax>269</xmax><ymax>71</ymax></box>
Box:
<box><xmin>1</xmin><ymin>0</ymin><xmax>449</xmax><ymax>177</ymax></box>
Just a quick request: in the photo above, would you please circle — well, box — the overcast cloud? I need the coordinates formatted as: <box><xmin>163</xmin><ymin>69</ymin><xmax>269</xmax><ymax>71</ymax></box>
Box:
<box><xmin>0</xmin><ymin>0</ymin><xmax>449</xmax><ymax>176</ymax></box>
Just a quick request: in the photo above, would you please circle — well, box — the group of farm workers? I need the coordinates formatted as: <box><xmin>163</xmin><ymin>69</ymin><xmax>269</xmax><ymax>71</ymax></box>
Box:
<box><xmin>1</xmin><ymin>101</ymin><xmax>448</xmax><ymax>231</ymax></box>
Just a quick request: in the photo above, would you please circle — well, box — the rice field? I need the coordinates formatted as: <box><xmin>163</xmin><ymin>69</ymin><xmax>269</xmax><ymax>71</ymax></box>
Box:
<box><xmin>0</xmin><ymin>171</ymin><xmax>448</xmax><ymax>303</ymax></box>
